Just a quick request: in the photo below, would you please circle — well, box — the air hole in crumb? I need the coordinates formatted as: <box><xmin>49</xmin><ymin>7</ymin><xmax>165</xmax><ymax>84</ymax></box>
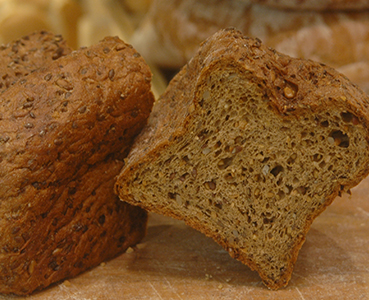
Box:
<box><xmin>270</xmin><ymin>165</ymin><xmax>283</xmax><ymax>177</ymax></box>
<box><xmin>277</xmin><ymin>190</ymin><xmax>285</xmax><ymax>199</ymax></box>
<box><xmin>329</xmin><ymin>130</ymin><xmax>349</xmax><ymax>148</ymax></box>
<box><xmin>182</xmin><ymin>155</ymin><xmax>190</xmax><ymax>164</ymax></box>
<box><xmin>312</xmin><ymin>153</ymin><xmax>323</xmax><ymax>162</ymax></box>
<box><xmin>297</xmin><ymin>186</ymin><xmax>307</xmax><ymax>195</ymax></box>
<box><xmin>218</xmin><ymin>157</ymin><xmax>234</xmax><ymax>170</ymax></box>
<box><xmin>341</xmin><ymin>112</ymin><xmax>353</xmax><ymax>123</ymax></box>
<box><xmin>321</xmin><ymin>120</ymin><xmax>329</xmax><ymax>127</ymax></box>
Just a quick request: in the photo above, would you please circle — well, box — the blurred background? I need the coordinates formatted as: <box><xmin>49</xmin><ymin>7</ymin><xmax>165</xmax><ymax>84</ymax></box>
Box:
<box><xmin>1</xmin><ymin>0</ymin><xmax>369</xmax><ymax>96</ymax></box>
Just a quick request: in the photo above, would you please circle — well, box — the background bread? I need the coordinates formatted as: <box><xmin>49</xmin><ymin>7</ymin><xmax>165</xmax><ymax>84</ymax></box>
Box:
<box><xmin>0</xmin><ymin>33</ymin><xmax>154</xmax><ymax>295</ymax></box>
<box><xmin>131</xmin><ymin>0</ymin><xmax>369</xmax><ymax>69</ymax></box>
<box><xmin>116</xmin><ymin>29</ymin><xmax>369</xmax><ymax>289</ymax></box>
<box><xmin>130</xmin><ymin>0</ymin><xmax>369</xmax><ymax>93</ymax></box>
<box><xmin>248</xmin><ymin>0</ymin><xmax>369</xmax><ymax>11</ymax></box>
<box><xmin>0</xmin><ymin>0</ymin><xmax>82</xmax><ymax>49</ymax></box>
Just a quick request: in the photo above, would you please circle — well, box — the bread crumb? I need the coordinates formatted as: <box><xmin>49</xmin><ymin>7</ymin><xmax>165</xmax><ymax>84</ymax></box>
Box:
<box><xmin>100</xmin><ymin>262</ymin><xmax>106</xmax><ymax>267</ymax></box>
<box><xmin>126</xmin><ymin>247</ymin><xmax>134</xmax><ymax>254</ymax></box>
<box><xmin>205</xmin><ymin>274</ymin><xmax>213</xmax><ymax>280</ymax></box>
<box><xmin>136</xmin><ymin>243</ymin><xmax>146</xmax><ymax>249</ymax></box>
<box><xmin>63</xmin><ymin>280</ymin><xmax>71</xmax><ymax>287</ymax></box>
<box><xmin>218</xmin><ymin>284</ymin><xmax>223</xmax><ymax>289</ymax></box>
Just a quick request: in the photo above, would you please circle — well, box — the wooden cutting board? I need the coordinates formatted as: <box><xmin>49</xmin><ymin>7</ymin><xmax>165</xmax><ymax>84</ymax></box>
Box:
<box><xmin>1</xmin><ymin>177</ymin><xmax>369</xmax><ymax>300</ymax></box>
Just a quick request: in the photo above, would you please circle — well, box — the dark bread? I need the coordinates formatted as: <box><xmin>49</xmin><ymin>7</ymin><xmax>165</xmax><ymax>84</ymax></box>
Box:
<box><xmin>0</xmin><ymin>31</ymin><xmax>72</xmax><ymax>92</ymax></box>
<box><xmin>116</xmin><ymin>29</ymin><xmax>369</xmax><ymax>289</ymax></box>
<box><xmin>0</xmin><ymin>34</ymin><xmax>154</xmax><ymax>295</ymax></box>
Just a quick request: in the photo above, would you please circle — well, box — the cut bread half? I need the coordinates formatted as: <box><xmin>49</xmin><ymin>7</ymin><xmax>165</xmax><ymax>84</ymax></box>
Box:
<box><xmin>115</xmin><ymin>28</ymin><xmax>369</xmax><ymax>289</ymax></box>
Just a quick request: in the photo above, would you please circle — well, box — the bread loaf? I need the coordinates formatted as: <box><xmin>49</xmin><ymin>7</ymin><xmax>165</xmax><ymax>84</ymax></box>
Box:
<box><xmin>130</xmin><ymin>0</ymin><xmax>369</xmax><ymax>70</ymax></box>
<box><xmin>0</xmin><ymin>34</ymin><xmax>154</xmax><ymax>295</ymax></box>
<box><xmin>116</xmin><ymin>28</ymin><xmax>369</xmax><ymax>289</ymax></box>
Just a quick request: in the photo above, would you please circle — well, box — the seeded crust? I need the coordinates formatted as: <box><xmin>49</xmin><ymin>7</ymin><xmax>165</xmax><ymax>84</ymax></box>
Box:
<box><xmin>0</xmin><ymin>31</ymin><xmax>72</xmax><ymax>92</ymax></box>
<box><xmin>116</xmin><ymin>28</ymin><xmax>369</xmax><ymax>289</ymax></box>
<box><xmin>0</xmin><ymin>35</ymin><xmax>154</xmax><ymax>295</ymax></box>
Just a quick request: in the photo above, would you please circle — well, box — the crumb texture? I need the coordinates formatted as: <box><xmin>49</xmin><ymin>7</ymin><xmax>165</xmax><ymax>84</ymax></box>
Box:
<box><xmin>116</xmin><ymin>29</ymin><xmax>369</xmax><ymax>289</ymax></box>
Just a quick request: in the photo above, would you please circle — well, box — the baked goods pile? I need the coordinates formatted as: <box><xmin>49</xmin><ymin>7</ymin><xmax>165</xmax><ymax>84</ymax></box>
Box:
<box><xmin>1</xmin><ymin>0</ymin><xmax>369</xmax><ymax>295</ymax></box>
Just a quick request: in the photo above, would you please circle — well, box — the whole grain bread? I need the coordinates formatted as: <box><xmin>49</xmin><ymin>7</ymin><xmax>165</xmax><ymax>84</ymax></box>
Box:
<box><xmin>0</xmin><ymin>34</ymin><xmax>154</xmax><ymax>295</ymax></box>
<box><xmin>116</xmin><ymin>28</ymin><xmax>369</xmax><ymax>289</ymax></box>
<box><xmin>130</xmin><ymin>0</ymin><xmax>369</xmax><ymax>70</ymax></box>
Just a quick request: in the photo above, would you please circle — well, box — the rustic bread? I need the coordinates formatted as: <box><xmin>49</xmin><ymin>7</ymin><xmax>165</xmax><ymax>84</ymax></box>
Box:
<box><xmin>0</xmin><ymin>31</ymin><xmax>72</xmax><ymax>92</ymax></box>
<box><xmin>116</xmin><ymin>28</ymin><xmax>369</xmax><ymax>289</ymax></box>
<box><xmin>0</xmin><ymin>34</ymin><xmax>154</xmax><ymax>295</ymax></box>
<box><xmin>130</xmin><ymin>0</ymin><xmax>369</xmax><ymax>70</ymax></box>
<box><xmin>248</xmin><ymin>0</ymin><xmax>369</xmax><ymax>11</ymax></box>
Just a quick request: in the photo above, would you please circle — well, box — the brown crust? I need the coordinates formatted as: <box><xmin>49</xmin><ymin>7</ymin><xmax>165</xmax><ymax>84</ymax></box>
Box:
<box><xmin>116</xmin><ymin>28</ymin><xmax>369</xmax><ymax>289</ymax></box>
<box><xmin>0</xmin><ymin>34</ymin><xmax>154</xmax><ymax>295</ymax></box>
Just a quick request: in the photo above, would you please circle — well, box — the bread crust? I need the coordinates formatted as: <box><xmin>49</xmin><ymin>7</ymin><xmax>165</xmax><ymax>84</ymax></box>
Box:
<box><xmin>116</xmin><ymin>28</ymin><xmax>369</xmax><ymax>289</ymax></box>
<box><xmin>0</xmin><ymin>34</ymin><xmax>154</xmax><ymax>295</ymax></box>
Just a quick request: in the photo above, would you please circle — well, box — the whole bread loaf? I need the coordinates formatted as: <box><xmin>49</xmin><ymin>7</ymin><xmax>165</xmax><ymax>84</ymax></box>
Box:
<box><xmin>116</xmin><ymin>28</ymin><xmax>369</xmax><ymax>289</ymax></box>
<box><xmin>131</xmin><ymin>0</ymin><xmax>369</xmax><ymax>71</ymax></box>
<box><xmin>0</xmin><ymin>33</ymin><xmax>154</xmax><ymax>295</ymax></box>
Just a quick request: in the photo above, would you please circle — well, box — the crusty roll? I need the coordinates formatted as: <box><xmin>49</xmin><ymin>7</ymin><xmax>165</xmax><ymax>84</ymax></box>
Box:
<box><xmin>0</xmin><ymin>33</ymin><xmax>154</xmax><ymax>295</ymax></box>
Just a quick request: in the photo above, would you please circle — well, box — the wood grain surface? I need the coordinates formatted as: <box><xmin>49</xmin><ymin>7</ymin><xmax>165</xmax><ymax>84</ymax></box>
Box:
<box><xmin>1</xmin><ymin>177</ymin><xmax>369</xmax><ymax>300</ymax></box>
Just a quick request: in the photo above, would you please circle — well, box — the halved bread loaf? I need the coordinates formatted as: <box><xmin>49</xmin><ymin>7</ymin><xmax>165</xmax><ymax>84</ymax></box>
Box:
<box><xmin>116</xmin><ymin>28</ymin><xmax>369</xmax><ymax>289</ymax></box>
<box><xmin>0</xmin><ymin>34</ymin><xmax>154</xmax><ymax>295</ymax></box>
